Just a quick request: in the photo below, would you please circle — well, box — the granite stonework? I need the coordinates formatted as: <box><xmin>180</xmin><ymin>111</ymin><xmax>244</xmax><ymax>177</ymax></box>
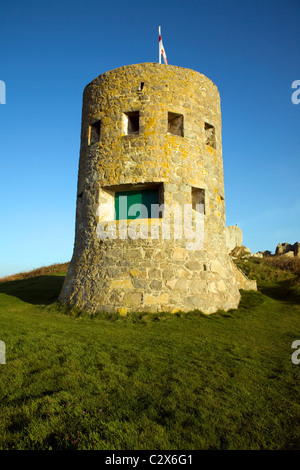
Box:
<box><xmin>59</xmin><ymin>63</ymin><xmax>256</xmax><ymax>315</ymax></box>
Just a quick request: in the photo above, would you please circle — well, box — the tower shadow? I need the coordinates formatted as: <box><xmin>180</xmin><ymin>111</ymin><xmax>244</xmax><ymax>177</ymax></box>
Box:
<box><xmin>0</xmin><ymin>275</ymin><xmax>65</xmax><ymax>305</ymax></box>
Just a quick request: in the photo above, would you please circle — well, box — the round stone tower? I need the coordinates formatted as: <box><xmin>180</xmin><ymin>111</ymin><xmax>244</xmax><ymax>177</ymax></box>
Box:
<box><xmin>59</xmin><ymin>63</ymin><xmax>242</xmax><ymax>314</ymax></box>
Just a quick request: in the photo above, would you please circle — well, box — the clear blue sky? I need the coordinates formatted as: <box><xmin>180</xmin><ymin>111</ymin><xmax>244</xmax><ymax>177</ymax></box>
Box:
<box><xmin>0</xmin><ymin>0</ymin><xmax>299</xmax><ymax>277</ymax></box>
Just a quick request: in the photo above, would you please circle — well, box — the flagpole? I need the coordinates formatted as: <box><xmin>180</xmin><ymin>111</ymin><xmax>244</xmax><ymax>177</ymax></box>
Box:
<box><xmin>159</xmin><ymin>26</ymin><xmax>161</xmax><ymax>64</ymax></box>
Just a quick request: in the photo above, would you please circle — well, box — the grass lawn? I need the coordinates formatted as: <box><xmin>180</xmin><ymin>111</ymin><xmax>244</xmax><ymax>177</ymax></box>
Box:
<box><xmin>0</xmin><ymin>258</ymin><xmax>299</xmax><ymax>450</ymax></box>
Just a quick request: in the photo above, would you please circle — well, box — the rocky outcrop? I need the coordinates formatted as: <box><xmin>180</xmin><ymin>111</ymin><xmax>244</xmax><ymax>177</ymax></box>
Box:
<box><xmin>275</xmin><ymin>243</ymin><xmax>293</xmax><ymax>255</ymax></box>
<box><xmin>292</xmin><ymin>242</ymin><xmax>300</xmax><ymax>257</ymax></box>
<box><xmin>283</xmin><ymin>251</ymin><xmax>295</xmax><ymax>257</ymax></box>
<box><xmin>261</xmin><ymin>250</ymin><xmax>272</xmax><ymax>257</ymax></box>
<box><xmin>230</xmin><ymin>245</ymin><xmax>251</xmax><ymax>258</ymax></box>
<box><xmin>275</xmin><ymin>242</ymin><xmax>300</xmax><ymax>258</ymax></box>
<box><xmin>225</xmin><ymin>226</ymin><xmax>243</xmax><ymax>252</ymax></box>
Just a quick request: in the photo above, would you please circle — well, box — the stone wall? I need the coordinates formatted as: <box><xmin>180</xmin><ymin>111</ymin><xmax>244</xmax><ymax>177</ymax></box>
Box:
<box><xmin>230</xmin><ymin>260</ymin><xmax>257</xmax><ymax>291</ymax></box>
<box><xmin>59</xmin><ymin>63</ymin><xmax>248</xmax><ymax>315</ymax></box>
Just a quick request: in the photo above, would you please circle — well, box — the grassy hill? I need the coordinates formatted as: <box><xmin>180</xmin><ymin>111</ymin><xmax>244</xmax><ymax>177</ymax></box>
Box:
<box><xmin>0</xmin><ymin>257</ymin><xmax>299</xmax><ymax>450</ymax></box>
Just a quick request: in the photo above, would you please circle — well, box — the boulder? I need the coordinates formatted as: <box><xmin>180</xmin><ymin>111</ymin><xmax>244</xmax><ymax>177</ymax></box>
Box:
<box><xmin>252</xmin><ymin>253</ymin><xmax>263</xmax><ymax>258</ymax></box>
<box><xmin>283</xmin><ymin>251</ymin><xmax>294</xmax><ymax>258</ymax></box>
<box><xmin>292</xmin><ymin>242</ymin><xmax>300</xmax><ymax>258</ymax></box>
<box><xmin>262</xmin><ymin>250</ymin><xmax>272</xmax><ymax>257</ymax></box>
<box><xmin>275</xmin><ymin>243</ymin><xmax>293</xmax><ymax>255</ymax></box>
<box><xmin>275</xmin><ymin>242</ymin><xmax>300</xmax><ymax>257</ymax></box>
<box><xmin>230</xmin><ymin>245</ymin><xmax>251</xmax><ymax>258</ymax></box>
<box><xmin>255</xmin><ymin>250</ymin><xmax>272</xmax><ymax>257</ymax></box>
<box><xmin>225</xmin><ymin>225</ymin><xmax>243</xmax><ymax>252</ymax></box>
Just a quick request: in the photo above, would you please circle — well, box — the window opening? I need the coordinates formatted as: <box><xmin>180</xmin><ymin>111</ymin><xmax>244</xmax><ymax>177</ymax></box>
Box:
<box><xmin>204</xmin><ymin>122</ymin><xmax>216</xmax><ymax>148</ymax></box>
<box><xmin>192</xmin><ymin>187</ymin><xmax>205</xmax><ymax>214</ymax></box>
<box><xmin>115</xmin><ymin>187</ymin><xmax>160</xmax><ymax>220</ymax></box>
<box><xmin>89</xmin><ymin>120</ymin><xmax>101</xmax><ymax>145</ymax></box>
<box><xmin>124</xmin><ymin>111</ymin><xmax>139</xmax><ymax>135</ymax></box>
<box><xmin>168</xmin><ymin>112</ymin><xmax>184</xmax><ymax>136</ymax></box>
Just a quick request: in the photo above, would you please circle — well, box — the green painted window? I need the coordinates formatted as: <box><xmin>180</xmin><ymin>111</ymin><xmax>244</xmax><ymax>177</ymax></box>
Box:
<box><xmin>115</xmin><ymin>188</ymin><xmax>160</xmax><ymax>220</ymax></box>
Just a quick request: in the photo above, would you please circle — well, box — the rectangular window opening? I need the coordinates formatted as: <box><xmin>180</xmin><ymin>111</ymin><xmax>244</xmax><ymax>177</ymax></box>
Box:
<box><xmin>204</xmin><ymin>122</ymin><xmax>216</xmax><ymax>149</ymax></box>
<box><xmin>124</xmin><ymin>111</ymin><xmax>139</xmax><ymax>135</ymax></box>
<box><xmin>113</xmin><ymin>183</ymin><xmax>163</xmax><ymax>220</ymax></box>
<box><xmin>89</xmin><ymin>120</ymin><xmax>101</xmax><ymax>145</ymax></box>
<box><xmin>192</xmin><ymin>187</ymin><xmax>205</xmax><ymax>214</ymax></box>
<box><xmin>168</xmin><ymin>112</ymin><xmax>184</xmax><ymax>136</ymax></box>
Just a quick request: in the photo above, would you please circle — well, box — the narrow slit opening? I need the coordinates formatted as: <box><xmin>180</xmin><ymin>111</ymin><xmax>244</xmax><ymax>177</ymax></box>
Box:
<box><xmin>89</xmin><ymin>120</ymin><xmax>101</xmax><ymax>145</ymax></box>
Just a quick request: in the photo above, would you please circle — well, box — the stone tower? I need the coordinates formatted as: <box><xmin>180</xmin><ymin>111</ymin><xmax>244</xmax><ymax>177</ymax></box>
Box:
<box><xmin>59</xmin><ymin>63</ymin><xmax>251</xmax><ymax>315</ymax></box>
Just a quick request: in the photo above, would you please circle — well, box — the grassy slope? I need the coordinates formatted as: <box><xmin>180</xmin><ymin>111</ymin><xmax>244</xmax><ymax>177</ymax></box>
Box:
<box><xmin>0</xmin><ymin>259</ymin><xmax>299</xmax><ymax>450</ymax></box>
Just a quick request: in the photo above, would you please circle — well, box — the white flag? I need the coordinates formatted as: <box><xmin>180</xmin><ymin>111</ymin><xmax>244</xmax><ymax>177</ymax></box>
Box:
<box><xmin>159</xmin><ymin>26</ymin><xmax>168</xmax><ymax>64</ymax></box>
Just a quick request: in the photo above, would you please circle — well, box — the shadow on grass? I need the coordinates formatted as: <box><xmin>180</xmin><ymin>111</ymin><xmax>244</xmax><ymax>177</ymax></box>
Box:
<box><xmin>258</xmin><ymin>279</ymin><xmax>300</xmax><ymax>305</ymax></box>
<box><xmin>1</xmin><ymin>270</ymin><xmax>299</xmax><ymax>312</ymax></box>
<box><xmin>0</xmin><ymin>275</ymin><xmax>65</xmax><ymax>305</ymax></box>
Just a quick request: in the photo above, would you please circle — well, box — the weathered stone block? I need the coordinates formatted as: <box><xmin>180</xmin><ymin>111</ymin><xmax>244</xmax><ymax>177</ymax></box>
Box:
<box><xmin>162</xmin><ymin>268</ymin><xmax>174</xmax><ymax>280</ymax></box>
<box><xmin>110</xmin><ymin>279</ymin><xmax>133</xmax><ymax>290</ymax></box>
<box><xmin>117</xmin><ymin>307</ymin><xmax>128</xmax><ymax>316</ymax></box>
<box><xmin>174</xmin><ymin>278</ymin><xmax>187</xmax><ymax>292</ymax></box>
<box><xmin>123</xmin><ymin>292</ymin><xmax>143</xmax><ymax>307</ymax></box>
<box><xmin>186</xmin><ymin>260</ymin><xmax>202</xmax><ymax>271</ymax></box>
<box><xmin>144</xmin><ymin>294</ymin><xmax>158</xmax><ymax>305</ymax></box>
<box><xmin>210</xmin><ymin>259</ymin><xmax>226</xmax><ymax>277</ymax></box>
<box><xmin>148</xmin><ymin>268</ymin><xmax>162</xmax><ymax>279</ymax></box>
<box><xmin>150</xmin><ymin>280</ymin><xmax>163</xmax><ymax>290</ymax></box>
<box><xmin>173</xmin><ymin>247</ymin><xmax>186</xmax><ymax>260</ymax></box>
